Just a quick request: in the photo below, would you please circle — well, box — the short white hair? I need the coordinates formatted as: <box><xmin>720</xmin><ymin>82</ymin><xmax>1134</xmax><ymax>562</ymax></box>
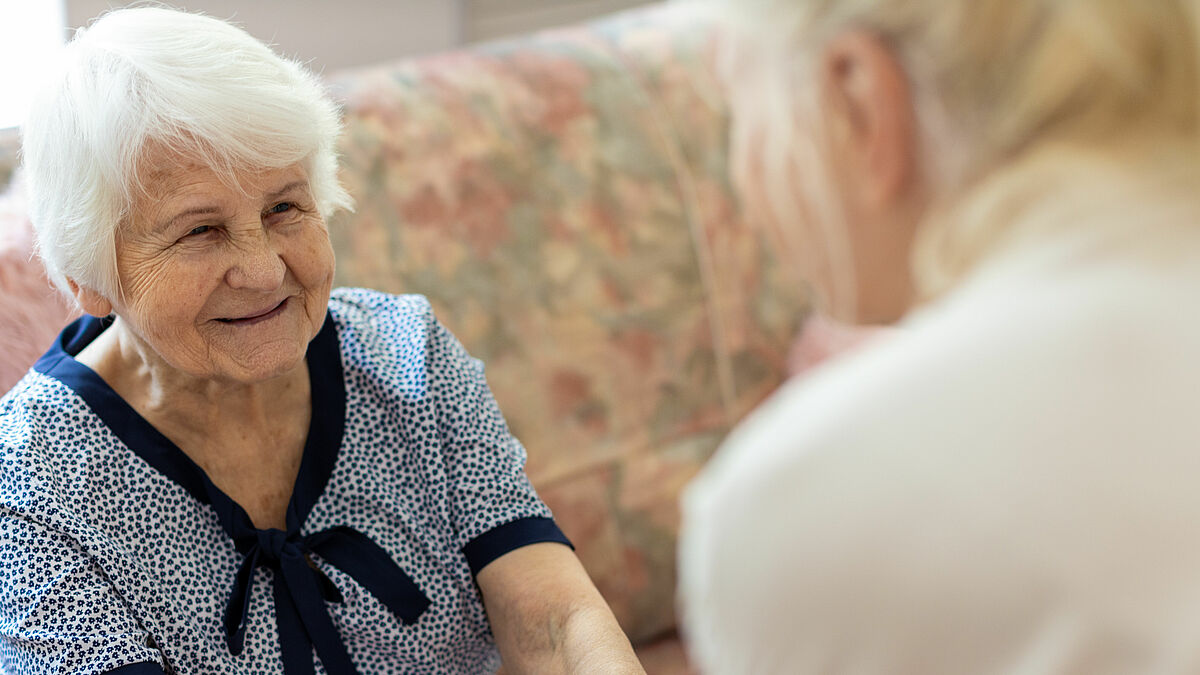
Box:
<box><xmin>21</xmin><ymin>6</ymin><xmax>354</xmax><ymax>302</ymax></box>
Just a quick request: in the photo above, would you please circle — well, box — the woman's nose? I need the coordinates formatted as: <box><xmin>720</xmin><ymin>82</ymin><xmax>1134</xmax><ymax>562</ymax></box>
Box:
<box><xmin>225</xmin><ymin>228</ymin><xmax>285</xmax><ymax>291</ymax></box>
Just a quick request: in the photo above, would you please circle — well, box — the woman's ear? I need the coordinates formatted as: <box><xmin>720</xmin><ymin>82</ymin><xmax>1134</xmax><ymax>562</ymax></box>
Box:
<box><xmin>818</xmin><ymin>29</ymin><xmax>920</xmax><ymax>210</ymax></box>
<box><xmin>67</xmin><ymin>278</ymin><xmax>114</xmax><ymax>318</ymax></box>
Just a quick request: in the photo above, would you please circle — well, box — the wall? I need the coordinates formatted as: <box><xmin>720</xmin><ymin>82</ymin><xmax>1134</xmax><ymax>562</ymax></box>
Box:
<box><xmin>465</xmin><ymin>0</ymin><xmax>661</xmax><ymax>42</ymax></box>
<box><xmin>66</xmin><ymin>0</ymin><xmax>661</xmax><ymax>74</ymax></box>
<box><xmin>65</xmin><ymin>0</ymin><xmax>463</xmax><ymax>74</ymax></box>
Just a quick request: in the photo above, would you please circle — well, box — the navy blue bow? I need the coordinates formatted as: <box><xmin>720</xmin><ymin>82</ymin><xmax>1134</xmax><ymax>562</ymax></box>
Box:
<box><xmin>224</xmin><ymin>525</ymin><xmax>430</xmax><ymax>674</ymax></box>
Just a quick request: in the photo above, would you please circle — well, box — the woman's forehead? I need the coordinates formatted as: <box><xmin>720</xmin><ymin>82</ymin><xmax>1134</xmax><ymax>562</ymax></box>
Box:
<box><xmin>126</xmin><ymin>154</ymin><xmax>311</xmax><ymax>236</ymax></box>
<box><xmin>134</xmin><ymin>147</ymin><xmax>308</xmax><ymax>202</ymax></box>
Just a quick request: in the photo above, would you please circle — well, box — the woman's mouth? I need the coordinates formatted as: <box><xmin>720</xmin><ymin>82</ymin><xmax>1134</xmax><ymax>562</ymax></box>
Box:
<box><xmin>217</xmin><ymin>298</ymin><xmax>289</xmax><ymax>326</ymax></box>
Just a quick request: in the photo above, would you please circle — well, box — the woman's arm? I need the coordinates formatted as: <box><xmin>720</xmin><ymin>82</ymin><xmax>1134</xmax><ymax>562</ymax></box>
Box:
<box><xmin>0</xmin><ymin>512</ymin><xmax>166</xmax><ymax>674</ymax></box>
<box><xmin>477</xmin><ymin>542</ymin><xmax>646</xmax><ymax>674</ymax></box>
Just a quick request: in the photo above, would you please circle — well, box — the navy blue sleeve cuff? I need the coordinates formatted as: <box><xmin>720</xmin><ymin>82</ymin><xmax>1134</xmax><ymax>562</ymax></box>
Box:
<box><xmin>463</xmin><ymin>516</ymin><xmax>574</xmax><ymax>576</ymax></box>
<box><xmin>105</xmin><ymin>662</ymin><xmax>167</xmax><ymax>675</ymax></box>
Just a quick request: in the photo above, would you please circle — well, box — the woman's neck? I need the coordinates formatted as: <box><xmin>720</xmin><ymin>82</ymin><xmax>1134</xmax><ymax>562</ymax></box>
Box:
<box><xmin>75</xmin><ymin>316</ymin><xmax>312</xmax><ymax>523</ymax></box>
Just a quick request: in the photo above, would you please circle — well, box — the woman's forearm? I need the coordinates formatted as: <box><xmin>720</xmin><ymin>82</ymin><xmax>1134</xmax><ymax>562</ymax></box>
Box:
<box><xmin>479</xmin><ymin>543</ymin><xmax>645</xmax><ymax>674</ymax></box>
<box><xmin>500</xmin><ymin>602</ymin><xmax>645</xmax><ymax>674</ymax></box>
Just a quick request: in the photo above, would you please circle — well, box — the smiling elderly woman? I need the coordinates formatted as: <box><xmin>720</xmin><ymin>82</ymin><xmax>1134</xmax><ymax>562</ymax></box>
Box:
<box><xmin>0</xmin><ymin>7</ymin><xmax>642</xmax><ymax>675</ymax></box>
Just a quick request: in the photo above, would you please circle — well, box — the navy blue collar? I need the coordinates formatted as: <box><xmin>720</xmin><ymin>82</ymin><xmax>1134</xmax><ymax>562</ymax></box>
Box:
<box><xmin>35</xmin><ymin>313</ymin><xmax>428</xmax><ymax>674</ymax></box>
<box><xmin>34</xmin><ymin>312</ymin><xmax>345</xmax><ymax>526</ymax></box>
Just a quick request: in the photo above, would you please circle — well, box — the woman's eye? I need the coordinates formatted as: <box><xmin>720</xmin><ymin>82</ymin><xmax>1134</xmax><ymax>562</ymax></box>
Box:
<box><xmin>264</xmin><ymin>202</ymin><xmax>304</xmax><ymax>226</ymax></box>
<box><xmin>186</xmin><ymin>225</ymin><xmax>212</xmax><ymax>237</ymax></box>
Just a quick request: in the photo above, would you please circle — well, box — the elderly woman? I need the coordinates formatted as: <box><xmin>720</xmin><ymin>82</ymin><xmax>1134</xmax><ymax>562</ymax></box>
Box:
<box><xmin>0</xmin><ymin>7</ymin><xmax>643</xmax><ymax>675</ymax></box>
<box><xmin>681</xmin><ymin>0</ymin><xmax>1200</xmax><ymax>673</ymax></box>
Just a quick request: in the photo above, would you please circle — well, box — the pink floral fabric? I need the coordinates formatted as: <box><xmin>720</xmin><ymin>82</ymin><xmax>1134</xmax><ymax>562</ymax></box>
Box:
<box><xmin>327</xmin><ymin>4</ymin><xmax>807</xmax><ymax>650</ymax></box>
<box><xmin>0</xmin><ymin>177</ymin><xmax>80</xmax><ymax>393</ymax></box>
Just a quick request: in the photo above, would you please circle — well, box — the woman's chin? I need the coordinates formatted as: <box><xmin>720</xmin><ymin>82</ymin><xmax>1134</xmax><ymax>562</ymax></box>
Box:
<box><xmin>191</xmin><ymin>304</ymin><xmax>321</xmax><ymax>383</ymax></box>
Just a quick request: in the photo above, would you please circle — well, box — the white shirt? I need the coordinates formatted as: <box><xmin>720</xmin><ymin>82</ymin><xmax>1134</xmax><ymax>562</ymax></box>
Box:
<box><xmin>680</xmin><ymin>173</ymin><xmax>1200</xmax><ymax>674</ymax></box>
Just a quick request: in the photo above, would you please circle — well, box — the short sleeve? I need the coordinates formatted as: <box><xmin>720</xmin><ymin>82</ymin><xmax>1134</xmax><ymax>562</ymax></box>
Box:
<box><xmin>0</xmin><ymin>511</ymin><xmax>165</xmax><ymax>675</ymax></box>
<box><xmin>424</xmin><ymin>317</ymin><xmax>572</xmax><ymax>574</ymax></box>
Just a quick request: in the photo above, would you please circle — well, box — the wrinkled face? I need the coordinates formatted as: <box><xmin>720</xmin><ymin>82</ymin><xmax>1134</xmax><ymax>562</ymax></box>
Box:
<box><xmin>110</xmin><ymin>154</ymin><xmax>335</xmax><ymax>383</ymax></box>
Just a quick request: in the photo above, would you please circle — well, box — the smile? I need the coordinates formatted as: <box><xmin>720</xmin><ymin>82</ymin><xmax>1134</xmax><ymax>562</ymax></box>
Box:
<box><xmin>216</xmin><ymin>298</ymin><xmax>289</xmax><ymax>326</ymax></box>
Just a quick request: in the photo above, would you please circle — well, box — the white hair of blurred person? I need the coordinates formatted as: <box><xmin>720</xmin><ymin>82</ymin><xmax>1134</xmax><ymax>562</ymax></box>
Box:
<box><xmin>691</xmin><ymin>0</ymin><xmax>1199</xmax><ymax>323</ymax></box>
<box><xmin>20</xmin><ymin>6</ymin><xmax>355</xmax><ymax>306</ymax></box>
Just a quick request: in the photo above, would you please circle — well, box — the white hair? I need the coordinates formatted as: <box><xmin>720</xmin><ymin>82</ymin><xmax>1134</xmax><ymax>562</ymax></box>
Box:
<box><xmin>696</xmin><ymin>0</ymin><xmax>1200</xmax><ymax>310</ymax></box>
<box><xmin>20</xmin><ymin>6</ymin><xmax>354</xmax><ymax>303</ymax></box>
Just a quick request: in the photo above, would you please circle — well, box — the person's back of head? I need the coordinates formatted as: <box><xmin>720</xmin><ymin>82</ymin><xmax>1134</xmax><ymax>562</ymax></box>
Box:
<box><xmin>702</xmin><ymin>0</ymin><xmax>1199</xmax><ymax>315</ymax></box>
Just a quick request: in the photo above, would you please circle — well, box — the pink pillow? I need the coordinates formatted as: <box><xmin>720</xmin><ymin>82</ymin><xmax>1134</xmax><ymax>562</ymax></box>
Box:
<box><xmin>0</xmin><ymin>177</ymin><xmax>79</xmax><ymax>394</ymax></box>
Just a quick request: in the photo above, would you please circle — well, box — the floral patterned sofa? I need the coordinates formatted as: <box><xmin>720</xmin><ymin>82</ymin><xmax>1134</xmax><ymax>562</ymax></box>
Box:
<box><xmin>0</xmin><ymin>4</ymin><xmax>808</xmax><ymax>672</ymax></box>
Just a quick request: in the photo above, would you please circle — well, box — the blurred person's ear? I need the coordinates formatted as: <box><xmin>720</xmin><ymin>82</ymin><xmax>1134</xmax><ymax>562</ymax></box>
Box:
<box><xmin>818</xmin><ymin>30</ymin><xmax>927</xmax><ymax>324</ymax></box>
<box><xmin>819</xmin><ymin>30</ymin><xmax>921</xmax><ymax>212</ymax></box>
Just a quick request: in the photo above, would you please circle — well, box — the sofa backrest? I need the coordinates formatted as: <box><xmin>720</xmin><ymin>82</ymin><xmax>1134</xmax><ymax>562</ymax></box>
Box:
<box><xmin>327</xmin><ymin>4</ymin><xmax>808</xmax><ymax>643</ymax></box>
<box><xmin>0</xmin><ymin>129</ymin><xmax>18</xmax><ymax>193</ymax></box>
<box><xmin>0</xmin><ymin>175</ymin><xmax>80</xmax><ymax>393</ymax></box>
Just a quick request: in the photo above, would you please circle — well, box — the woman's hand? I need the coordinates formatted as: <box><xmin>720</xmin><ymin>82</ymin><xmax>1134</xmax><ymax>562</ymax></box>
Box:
<box><xmin>477</xmin><ymin>542</ymin><xmax>646</xmax><ymax>674</ymax></box>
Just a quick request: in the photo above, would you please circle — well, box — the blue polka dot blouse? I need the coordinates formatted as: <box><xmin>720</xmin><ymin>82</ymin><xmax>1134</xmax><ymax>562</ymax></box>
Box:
<box><xmin>0</xmin><ymin>288</ymin><xmax>570</xmax><ymax>674</ymax></box>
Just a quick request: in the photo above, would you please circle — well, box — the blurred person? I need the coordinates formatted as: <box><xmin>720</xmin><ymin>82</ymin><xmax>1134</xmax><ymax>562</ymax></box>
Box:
<box><xmin>679</xmin><ymin>0</ymin><xmax>1200</xmax><ymax>672</ymax></box>
<box><xmin>0</xmin><ymin>7</ymin><xmax>644</xmax><ymax>675</ymax></box>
